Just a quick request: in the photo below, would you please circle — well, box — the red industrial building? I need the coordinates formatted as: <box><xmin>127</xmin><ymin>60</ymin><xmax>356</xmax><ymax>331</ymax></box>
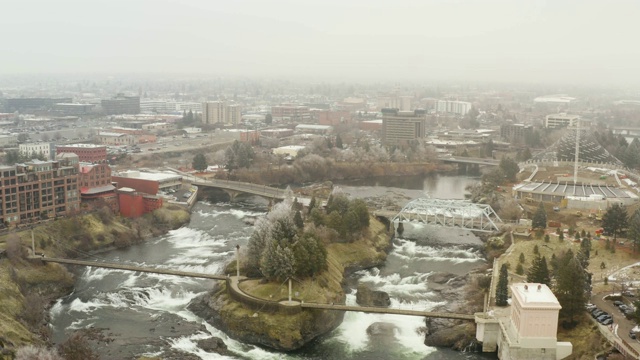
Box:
<box><xmin>56</xmin><ymin>144</ymin><xmax>107</xmax><ymax>163</ymax></box>
<box><xmin>79</xmin><ymin>162</ymin><xmax>117</xmax><ymax>211</ymax></box>
<box><xmin>117</xmin><ymin>188</ymin><xmax>163</xmax><ymax>218</ymax></box>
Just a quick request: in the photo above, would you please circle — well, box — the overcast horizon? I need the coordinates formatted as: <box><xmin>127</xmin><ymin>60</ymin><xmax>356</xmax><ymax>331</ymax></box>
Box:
<box><xmin>3</xmin><ymin>0</ymin><xmax>640</xmax><ymax>86</ymax></box>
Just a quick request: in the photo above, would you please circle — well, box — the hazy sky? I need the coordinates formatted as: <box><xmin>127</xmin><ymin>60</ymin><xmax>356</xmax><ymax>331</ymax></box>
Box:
<box><xmin>2</xmin><ymin>0</ymin><xmax>639</xmax><ymax>84</ymax></box>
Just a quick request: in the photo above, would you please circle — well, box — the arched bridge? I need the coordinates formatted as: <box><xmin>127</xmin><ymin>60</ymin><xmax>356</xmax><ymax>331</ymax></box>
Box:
<box><xmin>380</xmin><ymin>198</ymin><xmax>503</xmax><ymax>233</ymax></box>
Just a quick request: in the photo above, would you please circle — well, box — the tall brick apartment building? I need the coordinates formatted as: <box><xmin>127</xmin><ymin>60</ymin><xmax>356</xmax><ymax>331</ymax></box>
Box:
<box><xmin>0</xmin><ymin>153</ymin><xmax>80</xmax><ymax>226</ymax></box>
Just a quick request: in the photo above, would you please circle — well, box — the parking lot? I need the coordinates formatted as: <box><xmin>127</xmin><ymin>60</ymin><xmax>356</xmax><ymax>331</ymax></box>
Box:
<box><xmin>590</xmin><ymin>292</ymin><xmax>640</xmax><ymax>351</ymax></box>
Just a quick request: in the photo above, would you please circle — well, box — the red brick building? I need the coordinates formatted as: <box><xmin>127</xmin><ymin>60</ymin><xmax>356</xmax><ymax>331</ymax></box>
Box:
<box><xmin>79</xmin><ymin>162</ymin><xmax>117</xmax><ymax>211</ymax></box>
<box><xmin>271</xmin><ymin>104</ymin><xmax>310</xmax><ymax>122</ymax></box>
<box><xmin>117</xmin><ymin>187</ymin><xmax>163</xmax><ymax>218</ymax></box>
<box><xmin>0</xmin><ymin>154</ymin><xmax>80</xmax><ymax>226</ymax></box>
<box><xmin>56</xmin><ymin>144</ymin><xmax>107</xmax><ymax>163</ymax></box>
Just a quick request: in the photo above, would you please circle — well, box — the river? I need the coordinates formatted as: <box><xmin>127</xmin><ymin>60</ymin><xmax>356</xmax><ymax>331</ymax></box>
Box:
<box><xmin>50</xmin><ymin>173</ymin><xmax>497</xmax><ymax>360</ymax></box>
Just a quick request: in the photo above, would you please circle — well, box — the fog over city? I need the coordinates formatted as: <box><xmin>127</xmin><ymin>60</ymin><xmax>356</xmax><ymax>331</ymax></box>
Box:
<box><xmin>3</xmin><ymin>0</ymin><xmax>640</xmax><ymax>84</ymax></box>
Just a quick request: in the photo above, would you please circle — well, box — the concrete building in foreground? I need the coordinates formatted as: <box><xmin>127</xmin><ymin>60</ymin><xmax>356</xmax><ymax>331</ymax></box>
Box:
<box><xmin>476</xmin><ymin>283</ymin><xmax>572</xmax><ymax>360</ymax></box>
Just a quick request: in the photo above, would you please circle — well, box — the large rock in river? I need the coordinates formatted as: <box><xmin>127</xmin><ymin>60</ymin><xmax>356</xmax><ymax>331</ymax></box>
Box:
<box><xmin>188</xmin><ymin>286</ymin><xmax>345</xmax><ymax>351</ymax></box>
<box><xmin>356</xmin><ymin>283</ymin><xmax>391</xmax><ymax>307</ymax></box>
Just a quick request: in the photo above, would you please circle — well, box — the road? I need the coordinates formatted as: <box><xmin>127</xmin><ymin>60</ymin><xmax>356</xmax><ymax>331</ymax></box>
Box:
<box><xmin>591</xmin><ymin>292</ymin><xmax>640</xmax><ymax>353</ymax></box>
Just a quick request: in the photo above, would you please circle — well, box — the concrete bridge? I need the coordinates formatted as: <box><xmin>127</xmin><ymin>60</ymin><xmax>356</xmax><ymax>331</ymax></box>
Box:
<box><xmin>165</xmin><ymin>167</ymin><xmax>288</xmax><ymax>202</ymax></box>
<box><xmin>31</xmin><ymin>256</ymin><xmax>474</xmax><ymax>320</ymax></box>
<box><xmin>438</xmin><ymin>156</ymin><xmax>500</xmax><ymax>166</ymax></box>
<box><xmin>192</xmin><ymin>178</ymin><xmax>287</xmax><ymax>202</ymax></box>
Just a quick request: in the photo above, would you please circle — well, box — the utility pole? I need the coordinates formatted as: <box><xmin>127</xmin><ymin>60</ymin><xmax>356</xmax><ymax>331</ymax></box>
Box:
<box><xmin>573</xmin><ymin>118</ymin><xmax>580</xmax><ymax>187</ymax></box>
<box><xmin>235</xmin><ymin>244</ymin><xmax>240</xmax><ymax>277</ymax></box>
<box><xmin>31</xmin><ymin>229</ymin><xmax>35</xmax><ymax>256</ymax></box>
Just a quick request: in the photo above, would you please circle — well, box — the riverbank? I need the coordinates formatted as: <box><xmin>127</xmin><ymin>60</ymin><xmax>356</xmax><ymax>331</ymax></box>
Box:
<box><xmin>188</xmin><ymin>215</ymin><xmax>393</xmax><ymax>351</ymax></box>
<box><xmin>0</xmin><ymin>204</ymin><xmax>191</xmax><ymax>358</ymax></box>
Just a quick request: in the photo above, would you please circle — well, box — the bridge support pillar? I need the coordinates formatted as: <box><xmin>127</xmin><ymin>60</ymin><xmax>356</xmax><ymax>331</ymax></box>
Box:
<box><xmin>475</xmin><ymin>313</ymin><xmax>499</xmax><ymax>352</ymax></box>
<box><xmin>223</xmin><ymin>190</ymin><xmax>240</xmax><ymax>202</ymax></box>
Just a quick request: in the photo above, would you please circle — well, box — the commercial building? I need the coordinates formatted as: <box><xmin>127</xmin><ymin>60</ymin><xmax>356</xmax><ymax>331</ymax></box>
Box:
<box><xmin>381</xmin><ymin>108</ymin><xmax>427</xmax><ymax>146</ymax></box>
<box><xmin>513</xmin><ymin>181</ymin><xmax>638</xmax><ymax>206</ymax></box>
<box><xmin>19</xmin><ymin>143</ymin><xmax>54</xmax><ymax>160</ymax></box>
<box><xmin>0</xmin><ymin>154</ymin><xmax>80</xmax><ymax>226</ymax></box>
<box><xmin>545</xmin><ymin>113</ymin><xmax>580</xmax><ymax>129</ymax></box>
<box><xmin>97</xmin><ymin>132</ymin><xmax>136</xmax><ymax>146</ymax></box>
<box><xmin>101</xmin><ymin>94</ymin><xmax>140</xmax><ymax>115</ymax></box>
<box><xmin>53</xmin><ymin>103</ymin><xmax>95</xmax><ymax>116</ymax></box>
<box><xmin>78</xmin><ymin>162</ymin><xmax>117</xmax><ymax>211</ymax></box>
<box><xmin>435</xmin><ymin>100</ymin><xmax>472</xmax><ymax>116</ymax></box>
<box><xmin>500</xmin><ymin>123</ymin><xmax>533</xmax><ymax>143</ymax></box>
<box><xmin>6</xmin><ymin>98</ymin><xmax>72</xmax><ymax>113</ymax></box>
<box><xmin>56</xmin><ymin>144</ymin><xmax>107</xmax><ymax>163</ymax></box>
<box><xmin>359</xmin><ymin>119</ymin><xmax>383</xmax><ymax>132</ymax></box>
<box><xmin>271</xmin><ymin>104</ymin><xmax>310</xmax><ymax>123</ymax></box>
<box><xmin>224</xmin><ymin>129</ymin><xmax>260</xmax><ymax>143</ymax></box>
<box><xmin>202</xmin><ymin>101</ymin><xmax>242</xmax><ymax>126</ymax></box>
<box><xmin>112</xmin><ymin>170</ymin><xmax>182</xmax><ymax>195</ymax></box>
<box><xmin>273</xmin><ymin>145</ymin><xmax>306</xmax><ymax>157</ymax></box>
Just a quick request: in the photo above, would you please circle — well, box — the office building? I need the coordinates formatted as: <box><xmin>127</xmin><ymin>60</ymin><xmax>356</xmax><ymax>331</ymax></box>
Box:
<box><xmin>53</xmin><ymin>103</ymin><xmax>95</xmax><ymax>116</ymax></box>
<box><xmin>500</xmin><ymin>123</ymin><xmax>533</xmax><ymax>143</ymax></box>
<box><xmin>97</xmin><ymin>132</ymin><xmax>136</xmax><ymax>146</ymax></box>
<box><xmin>271</xmin><ymin>104</ymin><xmax>310</xmax><ymax>123</ymax></box>
<box><xmin>101</xmin><ymin>94</ymin><xmax>140</xmax><ymax>115</ymax></box>
<box><xmin>113</xmin><ymin>170</ymin><xmax>182</xmax><ymax>195</ymax></box>
<box><xmin>6</xmin><ymin>98</ymin><xmax>72</xmax><ymax>113</ymax></box>
<box><xmin>545</xmin><ymin>113</ymin><xmax>580</xmax><ymax>129</ymax></box>
<box><xmin>56</xmin><ymin>144</ymin><xmax>107</xmax><ymax>163</ymax></box>
<box><xmin>0</xmin><ymin>154</ymin><xmax>80</xmax><ymax>226</ymax></box>
<box><xmin>381</xmin><ymin>108</ymin><xmax>427</xmax><ymax>146</ymax></box>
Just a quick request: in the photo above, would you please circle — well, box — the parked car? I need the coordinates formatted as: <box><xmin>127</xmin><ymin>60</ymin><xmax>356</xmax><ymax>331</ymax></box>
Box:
<box><xmin>601</xmin><ymin>318</ymin><xmax>613</xmax><ymax>326</ymax></box>
<box><xmin>619</xmin><ymin>304</ymin><xmax>629</xmax><ymax>312</ymax></box>
<box><xmin>592</xmin><ymin>309</ymin><xmax>604</xmax><ymax>318</ymax></box>
<box><xmin>614</xmin><ymin>300</ymin><xmax>624</xmax><ymax>307</ymax></box>
<box><xmin>623</xmin><ymin>291</ymin><xmax>636</xmax><ymax>297</ymax></box>
<box><xmin>597</xmin><ymin>314</ymin><xmax>612</xmax><ymax>323</ymax></box>
<box><xmin>630</xmin><ymin>331</ymin><xmax>636</xmax><ymax>339</ymax></box>
<box><xmin>182</xmin><ymin>192</ymin><xmax>192</xmax><ymax>199</ymax></box>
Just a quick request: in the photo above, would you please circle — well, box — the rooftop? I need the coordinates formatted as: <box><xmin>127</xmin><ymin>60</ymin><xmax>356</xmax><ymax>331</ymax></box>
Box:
<box><xmin>58</xmin><ymin>143</ymin><xmax>106</xmax><ymax>148</ymax></box>
<box><xmin>114</xmin><ymin>170</ymin><xmax>182</xmax><ymax>182</ymax></box>
<box><xmin>81</xmin><ymin>184</ymin><xmax>116</xmax><ymax>195</ymax></box>
<box><xmin>511</xmin><ymin>283</ymin><xmax>561</xmax><ymax>309</ymax></box>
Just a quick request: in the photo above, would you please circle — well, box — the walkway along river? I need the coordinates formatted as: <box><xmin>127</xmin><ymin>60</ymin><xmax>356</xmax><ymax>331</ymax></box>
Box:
<box><xmin>50</xmin><ymin>173</ymin><xmax>497</xmax><ymax>359</ymax></box>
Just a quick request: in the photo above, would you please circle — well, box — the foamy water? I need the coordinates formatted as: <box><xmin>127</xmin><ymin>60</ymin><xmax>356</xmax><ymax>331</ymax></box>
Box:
<box><xmin>50</xmin><ymin>191</ymin><xmax>490</xmax><ymax>359</ymax></box>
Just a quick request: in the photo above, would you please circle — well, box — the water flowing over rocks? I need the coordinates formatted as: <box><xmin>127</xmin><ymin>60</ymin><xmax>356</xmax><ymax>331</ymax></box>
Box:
<box><xmin>356</xmin><ymin>283</ymin><xmax>391</xmax><ymax>307</ymax></box>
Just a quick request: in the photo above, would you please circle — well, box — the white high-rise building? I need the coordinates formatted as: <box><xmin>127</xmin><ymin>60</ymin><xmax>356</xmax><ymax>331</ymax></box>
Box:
<box><xmin>435</xmin><ymin>100</ymin><xmax>472</xmax><ymax>116</ymax></box>
<box><xmin>19</xmin><ymin>142</ymin><xmax>53</xmax><ymax>160</ymax></box>
<box><xmin>545</xmin><ymin>113</ymin><xmax>580</xmax><ymax>129</ymax></box>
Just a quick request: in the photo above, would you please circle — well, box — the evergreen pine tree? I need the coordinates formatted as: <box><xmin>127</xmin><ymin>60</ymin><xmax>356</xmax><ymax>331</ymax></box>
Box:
<box><xmin>532</xmin><ymin>202</ymin><xmax>547</xmax><ymax>229</ymax></box>
<box><xmin>527</xmin><ymin>255</ymin><xmax>551</xmax><ymax>287</ymax></box>
<box><xmin>496</xmin><ymin>263</ymin><xmax>509</xmax><ymax>306</ymax></box>
<box><xmin>519</xmin><ymin>252</ymin><xmax>525</xmax><ymax>263</ymax></box>
<box><xmin>308</xmin><ymin>196</ymin><xmax>317</xmax><ymax>215</ymax></box>
<box><xmin>294</xmin><ymin>210</ymin><xmax>304</xmax><ymax>229</ymax></box>
<box><xmin>554</xmin><ymin>251</ymin><xmax>587</xmax><ymax>327</ymax></box>
<box><xmin>516</xmin><ymin>263</ymin><xmax>524</xmax><ymax>275</ymax></box>
<box><xmin>533</xmin><ymin>245</ymin><xmax>539</xmax><ymax>255</ymax></box>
